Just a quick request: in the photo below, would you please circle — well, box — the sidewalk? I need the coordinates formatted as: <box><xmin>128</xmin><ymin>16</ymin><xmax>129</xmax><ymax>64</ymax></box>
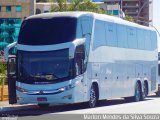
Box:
<box><xmin>0</xmin><ymin>101</ymin><xmax>9</xmax><ymax>107</ymax></box>
<box><xmin>0</xmin><ymin>101</ymin><xmax>37</xmax><ymax>112</ymax></box>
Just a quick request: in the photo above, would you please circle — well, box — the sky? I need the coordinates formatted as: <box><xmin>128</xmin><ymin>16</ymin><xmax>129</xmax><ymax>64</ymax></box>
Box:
<box><xmin>153</xmin><ymin>0</ymin><xmax>160</xmax><ymax>51</ymax></box>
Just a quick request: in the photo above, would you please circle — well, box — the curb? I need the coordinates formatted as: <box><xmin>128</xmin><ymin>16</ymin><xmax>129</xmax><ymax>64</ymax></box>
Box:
<box><xmin>0</xmin><ymin>104</ymin><xmax>37</xmax><ymax>112</ymax></box>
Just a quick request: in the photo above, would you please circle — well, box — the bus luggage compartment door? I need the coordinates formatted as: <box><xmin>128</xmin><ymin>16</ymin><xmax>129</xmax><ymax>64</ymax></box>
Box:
<box><xmin>7</xmin><ymin>56</ymin><xmax>17</xmax><ymax>104</ymax></box>
<box><xmin>151</xmin><ymin>66</ymin><xmax>157</xmax><ymax>91</ymax></box>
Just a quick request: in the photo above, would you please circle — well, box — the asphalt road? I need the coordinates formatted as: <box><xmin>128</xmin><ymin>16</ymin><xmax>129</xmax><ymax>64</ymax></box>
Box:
<box><xmin>1</xmin><ymin>95</ymin><xmax>160</xmax><ymax>120</ymax></box>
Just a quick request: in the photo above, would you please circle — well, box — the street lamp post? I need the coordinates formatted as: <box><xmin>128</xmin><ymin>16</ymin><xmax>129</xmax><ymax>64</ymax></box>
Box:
<box><xmin>120</xmin><ymin>0</ymin><xmax>123</xmax><ymax>10</ymax></box>
<box><xmin>119</xmin><ymin>0</ymin><xmax>124</xmax><ymax>18</ymax></box>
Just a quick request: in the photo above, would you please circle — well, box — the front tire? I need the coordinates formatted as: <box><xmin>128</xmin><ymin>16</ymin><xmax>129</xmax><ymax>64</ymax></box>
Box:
<box><xmin>89</xmin><ymin>84</ymin><xmax>98</xmax><ymax>108</ymax></box>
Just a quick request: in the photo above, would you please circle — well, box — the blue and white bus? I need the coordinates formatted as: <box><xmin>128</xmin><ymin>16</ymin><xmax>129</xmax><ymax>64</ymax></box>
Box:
<box><xmin>5</xmin><ymin>12</ymin><xmax>158</xmax><ymax>108</ymax></box>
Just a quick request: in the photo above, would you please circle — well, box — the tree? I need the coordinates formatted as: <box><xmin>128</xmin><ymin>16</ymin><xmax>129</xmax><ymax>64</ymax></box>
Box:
<box><xmin>50</xmin><ymin>0</ymin><xmax>135</xmax><ymax>23</ymax></box>
<box><xmin>50</xmin><ymin>0</ymin><xmax>105</xmax><ymax>14</ymax></box>
<box><xmin>51</xmin><ymin>0</ymin><xmax>69</xmax><ymax>12</ymax></box>
<box><xmin>0</xmin><ymin>62</ymin><xmax>6</xmax><ymax>75</ymax></box>
<box><xmin>124</xmin><ymin>15</ymin><xmax>134</xmax><ymax>22</ymax></box>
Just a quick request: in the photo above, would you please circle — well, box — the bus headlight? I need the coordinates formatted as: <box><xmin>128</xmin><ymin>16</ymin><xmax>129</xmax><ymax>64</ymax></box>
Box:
<box><xmin>59</xmin><ymin>83</ymin><xmax>75</xmax><ymax>92</ymax></box>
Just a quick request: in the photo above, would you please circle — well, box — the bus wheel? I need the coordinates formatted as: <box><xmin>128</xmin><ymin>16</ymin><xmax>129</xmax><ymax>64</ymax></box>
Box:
<box><xmin>38</xmin><ymin>104</ymin><xmax>49</xmax><ymax>108</ymax></box>
<box><xmin>89</xmin><ymin>84</ymin><xmax>98</xmax><ymax>108</ymax></box>
<box><xmin>156</xmin><ymin>91</ymin><xmax>160</xmax><ymax>97</ymax></box>
<box><xmin>133</xmin><ymin>82</ymin><xmax>141</xmax><ymax>102</ymax></box>
<box><xmin>143</xmin><ymin>82</ymin><xmax>148</xmax><ymax>99</ymax></box>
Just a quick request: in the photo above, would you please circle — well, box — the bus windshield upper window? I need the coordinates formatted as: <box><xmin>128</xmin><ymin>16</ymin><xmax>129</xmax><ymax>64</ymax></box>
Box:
<box><xmin>18</xmin><ymin>17</ymin><xmax>77</xmax><ymax>45</ymax></box>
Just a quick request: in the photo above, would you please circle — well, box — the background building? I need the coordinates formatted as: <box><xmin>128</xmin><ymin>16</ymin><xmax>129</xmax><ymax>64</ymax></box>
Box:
<box><xmin>36</xmin><ymin>0</ymin><xmax>153</xmax><ymax>26</ymax></box>
<box><xmin>97</xmin><ymin>0</ymin><xmax>153</xmax><ymax>26</ymax></box>
<box><xmin>0</xmin><ymin>0</ymin><xmax>35</xmax><ymax>51</ymax></box>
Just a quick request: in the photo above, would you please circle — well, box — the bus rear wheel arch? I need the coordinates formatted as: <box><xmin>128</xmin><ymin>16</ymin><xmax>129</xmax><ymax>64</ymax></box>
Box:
<box><xmin>89</xmin><ymin>82</ymin><xmax>99</xmax><ymax>108</ymax></box>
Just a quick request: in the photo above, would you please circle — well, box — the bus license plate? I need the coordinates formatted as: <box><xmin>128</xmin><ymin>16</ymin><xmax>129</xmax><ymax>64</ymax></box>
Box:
<box><xmin>37</xmin><ymin>97</ymin><xmax>47</xmax><ymax>102</ymax></box>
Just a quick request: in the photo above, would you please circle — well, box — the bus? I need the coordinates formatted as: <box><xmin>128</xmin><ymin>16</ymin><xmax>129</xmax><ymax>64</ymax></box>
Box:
<box><xmin>4</xmin><ymin>12</ymin><xmax>158</xmax><ymax>108</ymax></box>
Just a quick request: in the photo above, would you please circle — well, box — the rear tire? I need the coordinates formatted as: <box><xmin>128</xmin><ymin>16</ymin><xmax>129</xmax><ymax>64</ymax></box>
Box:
<box><xmin>156</xmin><ymin>90</ymin><xmax>160</xmax><ymax>97</ymax></box>
<box><xmin>125</xmin><ymin>82</ymin><xmax>142</xmax><ymax>102</ymax></box>
<box><xmin>89</xmin><ymin>84</ymin><xmax>98</xmax><ymax>108</ymax></box>
<box><xmin>156</xmin><ymin>85</ymin><xmax>160</xmax><ymax>97</ymax></box>
<box><xmin>143</xmin><ymin>82</ymin><xmax>148</xmax><ymax>99</ymax></box>
<box><xmin>133</xmin><ymin>82</ymin><xmax>142</xmax><ymax>102</ymax></box>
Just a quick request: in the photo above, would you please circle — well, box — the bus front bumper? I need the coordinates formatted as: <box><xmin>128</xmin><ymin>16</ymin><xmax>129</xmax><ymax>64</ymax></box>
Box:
<box><xmin>16</xmin><ymin>84</ymin><xmax>75</xmax><ymax>105</ymax></box>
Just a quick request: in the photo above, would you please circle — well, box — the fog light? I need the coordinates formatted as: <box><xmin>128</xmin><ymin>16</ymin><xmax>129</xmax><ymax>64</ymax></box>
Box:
<box><xmin>62</xmin><ymin>94</ymin><xmax>72</xmax><ymax>99</ymax></box>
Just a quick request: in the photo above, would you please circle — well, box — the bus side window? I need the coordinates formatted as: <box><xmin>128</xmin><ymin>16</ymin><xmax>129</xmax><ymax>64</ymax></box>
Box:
<box><xmin>158</xmin><ymin>63</ymin><xmax>160</xmax><ymax>76</ymax></box>
<box><xmin>150</xmin><ymin>31</ymin><xmax>157</xmax><ymax>50</ymax></box>
<box><xmin>127</xmin><ymin>27</ymin><xmax>137</xmax><ymax>49</ymax></box>
<box><xmin>93</xmin><ymin>20</ymin><xmax>106</xmax><ymax>49</ymax></box>
<box><xmin>106</xmin><ymin>22</ymin><xmax>117</xmax><ymax>47</ymax></box>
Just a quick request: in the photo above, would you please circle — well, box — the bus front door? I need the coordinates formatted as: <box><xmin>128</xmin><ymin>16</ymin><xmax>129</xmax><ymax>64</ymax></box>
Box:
<box><xmin>7</xmin><ymin>56</ymin><xmax>17</xmax><ymax>104</ymax></box>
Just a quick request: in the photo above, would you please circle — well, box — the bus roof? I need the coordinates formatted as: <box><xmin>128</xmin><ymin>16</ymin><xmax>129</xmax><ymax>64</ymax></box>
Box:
<box><xmin>26</xmin><ymin>11</ymin><xmax>155</xmax><ymax>31</ymax></box>
<box><xmin>26</xmin><ymin>11</ymin><xmax>92</xmax><ymax>19</ymax></box>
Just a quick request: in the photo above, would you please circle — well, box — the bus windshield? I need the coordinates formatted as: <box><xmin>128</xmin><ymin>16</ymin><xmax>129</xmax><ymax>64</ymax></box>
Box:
<box><xmin>17</xmin><ymin>49</ymin><xmax>71</xmax><ymax>84</ymax></box>
<box><xmin>18</xmin><ymin>17</ymin><xmax>77</xmax><ymax>45</ymax></box>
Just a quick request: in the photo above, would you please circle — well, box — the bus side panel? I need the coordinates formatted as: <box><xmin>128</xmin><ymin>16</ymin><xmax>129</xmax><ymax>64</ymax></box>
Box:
<box><xmin>151</xmin><ymin>66</ymin><xmax>157</xmax><ymax>91</ymax></box>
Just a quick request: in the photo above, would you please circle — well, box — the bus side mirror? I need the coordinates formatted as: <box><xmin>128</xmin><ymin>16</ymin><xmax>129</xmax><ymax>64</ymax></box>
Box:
<box><xmin>7</xmin><ymin>56</ymin><xmax>16</xmax><ymax>77</ymax></box>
